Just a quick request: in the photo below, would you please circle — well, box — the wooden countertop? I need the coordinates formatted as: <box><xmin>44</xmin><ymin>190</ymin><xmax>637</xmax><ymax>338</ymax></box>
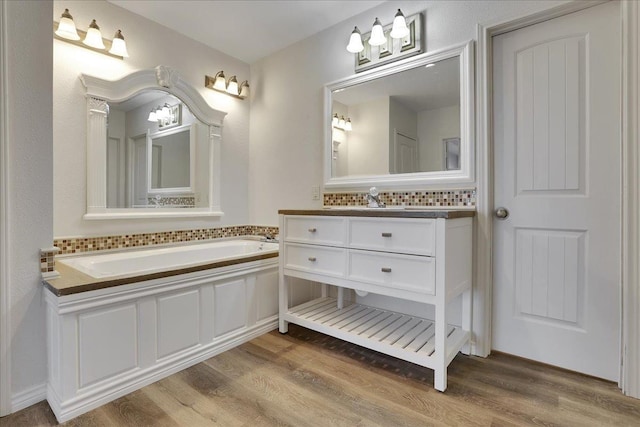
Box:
<box><xmin>44</xmin><ymin>252</ymin><xmax>278</xmax><ymax>297</ymax></box>
<box><xmin>278</xmin><ymin>208</ymin><xmax>476</xmax><ymax>219</ymax></box>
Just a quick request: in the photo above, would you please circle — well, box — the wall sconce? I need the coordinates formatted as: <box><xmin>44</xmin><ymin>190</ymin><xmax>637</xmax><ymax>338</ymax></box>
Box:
<box><xmin>205</xmin><ymin>71</ymin><xmax>250</xmax><ymax>99</ymax></box>
<box><xmin>54</xmin><ymin>8</ymin><xmax>129</xmax><ymax>59</ymax></box>
<box><xmin>332</xmin><ymin>114</ymin><xmax>352</xmax><ymax>131</ymax></box>
<box><xmin>346</xmin><ymin>9</ymin><xmax>409</xmax><ymax>53</ymax></box>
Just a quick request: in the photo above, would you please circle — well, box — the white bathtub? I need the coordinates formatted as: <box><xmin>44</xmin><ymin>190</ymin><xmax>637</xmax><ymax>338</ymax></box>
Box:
<box><xmin>58</xmin><ymin>239</ymin><xmax>279</xmax><ymax>279</ymax></box>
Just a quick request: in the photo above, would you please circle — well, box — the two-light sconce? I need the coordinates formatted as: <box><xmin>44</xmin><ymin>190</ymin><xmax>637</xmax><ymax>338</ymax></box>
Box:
<box><xmin>54</xmin><ymin>8</ymin><xmax>129</xmax><ymax>59</ymax></box>
<box><xmin>332</xmin><ymin>114</ymin><xmax>352</xmax><ymax>132</ymax></box>
<box><xmin>346</xmin><ymin>9</ymin><xmax>409</xmax><ymax>53</ymax></box>
<box><xmin>205</xmin><ymin>71</ymin><xmax>249</xmax><ymax>99</ymax></box>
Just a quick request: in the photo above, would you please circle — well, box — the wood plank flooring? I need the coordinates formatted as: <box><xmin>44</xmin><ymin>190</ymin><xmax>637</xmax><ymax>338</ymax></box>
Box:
<box><xmin>2</xmin><ymin>325</ymin><xmax>639</xmax><ymax>426</ymax></box>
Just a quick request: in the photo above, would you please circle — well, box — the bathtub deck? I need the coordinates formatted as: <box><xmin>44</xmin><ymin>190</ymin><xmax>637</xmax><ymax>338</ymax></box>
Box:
<box><xmin>44</xmin><ymin>252</ymin><xmax>278</xmax><ymax>296</ymax></box>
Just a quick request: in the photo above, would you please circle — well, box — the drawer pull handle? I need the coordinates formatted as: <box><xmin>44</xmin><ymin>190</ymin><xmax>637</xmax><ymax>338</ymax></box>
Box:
<box><xmin>381</xmin><ymin>267</ymin><xmax>392</xmax><ymax>273</ymax></box>
<box><xmin>381</xmin><ymin>232</ymin><xmax>392</xmax><ymax>238</ymax></box>
<box><xmin>308</xmin><ymin>228</ymin><xmax>317</xmax><ymax>233</ymax></box>
<box><xmin>308</xmin><ymin>257</ymin><xmax>317</xmax><ymax>262</ymax></box>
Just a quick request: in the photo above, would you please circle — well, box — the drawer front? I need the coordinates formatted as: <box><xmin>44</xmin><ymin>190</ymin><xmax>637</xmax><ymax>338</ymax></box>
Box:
<box><xmin>349</xmin><ymin>218</ymin><xmax>436</xmax><ymax>255</ymax></box>
<box><xmin>284</xmin><ymin>216</ymin><xmax>346</xmax><ymax>246</ymax></box>
<box><xmin>284</xmin><ymin>243</ymin><xmax>346</xmax><ymax>277</ymax></box>
<box><xmin>348</xmin><ymin>250</ymin><xmax>435</xmax><ymax>295</ymax></box>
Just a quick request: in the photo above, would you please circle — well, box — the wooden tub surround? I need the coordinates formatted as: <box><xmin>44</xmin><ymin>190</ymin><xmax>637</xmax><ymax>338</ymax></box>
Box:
<box><xmin>44</xmin><ymin>240</ymin><xmax>280</xmax><ymax>423</ymax></box>
<box><xmin>278</xmin><ymin>208</ymin><xmax>475</xmax><ymax>392</ymax></box>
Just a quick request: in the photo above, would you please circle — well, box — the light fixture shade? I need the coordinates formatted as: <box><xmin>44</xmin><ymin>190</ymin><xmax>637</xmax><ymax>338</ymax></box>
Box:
<box><xmin>161</xmin><ymin>104</ymin><xmax>170</xmax><ymax>119</ymax></box>
<box><xmin>238</xmin><ymin>81</ymin><xmax>250</xmax><ymax>98</ymax></box>
<box><xmin>155</xmin><ymin>106</ymin><xmax>164</xmax><ymax>120</ymax></box>
<box><xmin>390</xmin><ymin>9</ymin><xmax>409</xmax><ymax>39</ymax></box>
<box><xmin>55</xmin><ymin>9</ymin><xmax>80</xmax><ymax>41</ymax></box>
<box><xmin>148</xmin><ymin>110</ymin><xmax>157</xmax><ymax>122</ymax></box>
<box><xmin>369</xmin><ymin>18</ymin><xmax>386</xmax><ymax>46</ymax></box>
<box><xmin>226</xmin><ymin>76</ymin><xmax>239</xmax><ymax>96</ymax></box>
<box><xmin>338</xmin><ymin>116</ymin><xmax>346</xmax><ymax>129</ymax></box>
<box><xmin>83</xmin><ymin>20</ymin><xmax>105</xmax><ymax>49</ymax></box>
<box><xmin>213</xmin><ymin>71</ymin><xmax>226</xmax><ymax>91</ymax></box>
<box><xmin>346</xmin><ymin>26</ymin><xmax>364</xmax><ymax>53</ymax></box>
<box><xmin>108</xmin><ymin>30</ymin><xmax>129</xmax><ymax>57</ymax></box>
<box><xmin>344</xmin><ymin>118</ymin><xmax>353</xmax><ymax>131</ymax></box>
<box><xmin>332</xmin><ymin>113</ymin><xmax>339</xmax><ymax>127</ymax></box>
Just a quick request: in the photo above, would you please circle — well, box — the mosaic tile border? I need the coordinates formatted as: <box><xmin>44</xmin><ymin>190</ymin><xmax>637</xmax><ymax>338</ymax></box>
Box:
<box><xmin>323</xmin><ymin>188</ymin><xmax>476</xmax><ymax>208</ymax></box>
<box><xmin>53</xmin><ymin>225</ymin><xmax>279</xmax><ymax>256</ymax></box>
<box><xmin>146</xmin><ymin>195</ymin><xmax>196</xmax><ymax>207</ymax></box>
<box><xmin>40</xmin><ymin>247</ymin><xmax>60</xmax><ymax>278</ymax></box>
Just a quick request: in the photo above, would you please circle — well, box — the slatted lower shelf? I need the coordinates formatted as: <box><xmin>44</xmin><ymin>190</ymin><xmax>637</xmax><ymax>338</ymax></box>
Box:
<box><xmin>283</xmin><ymin>297</ymin><xmax>469</xmax><ymax>371</ymax></box>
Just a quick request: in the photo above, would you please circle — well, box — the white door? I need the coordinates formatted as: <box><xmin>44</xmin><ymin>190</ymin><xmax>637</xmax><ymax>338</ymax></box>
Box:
<box><xmin>393</xmin><ymin>131</ymin><xmax>418</xmax><ymax>173</ymax></box>
<box><xmin>492</xmin><ymin>2</ymin><xmax>620</xmax><ymax>380</ymax></box>
<box><xmin>129</xmin><ymin>135</ymin><xmax>148</xmax><ymax>207</ymax></box>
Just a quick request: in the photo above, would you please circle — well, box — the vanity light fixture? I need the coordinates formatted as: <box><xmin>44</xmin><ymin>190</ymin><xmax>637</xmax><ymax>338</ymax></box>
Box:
<box><xmin>83</xmin><ymin>20</ymin><xmax>106</xmax><ymax>49</ymax></box>
<box><xmin>332</xmin><ymin>115</ymin><xmax>352</xmax><ymax>132</ymax></box>
<box><xmin>345</xmin><ymin>9</ymin><xmax>410</xmax><ymax>53</ymax></box>
<box><xmin>205</xmin><ymin>72</ymin><xmax>250</xmax><ymax>99</ymax></box>
<box><xmin>109</xmin><ymin>30</ymin><xmax>129</xmax><ymax>57</ymax></box>
<box><xmin>346</xmin><ymin>26</ymin><xmax>364</xmax><ymax>53</ymax></box>
<box><xmin>147</xmin><ymin>109</ymin><xmax>157</xmax><ymax>122</ymax></box>
<box><xmin>368</xmin><ymin>18</ymin><xmax>386</xmax><ymax>46</ymax></box>
<box><xmin>55</xmin><ymin>9</ymin><xmax>80</xmax><ymax>40</ymax></box>
<box><xmin>53</xmin><ymin>8</ymin><xmax>130</xmax><ymax>59</ymax></box>
<box><xmin>390</xmin><ymin>9</ymin><xmax>410</xmax><ymax>39</ymax></box>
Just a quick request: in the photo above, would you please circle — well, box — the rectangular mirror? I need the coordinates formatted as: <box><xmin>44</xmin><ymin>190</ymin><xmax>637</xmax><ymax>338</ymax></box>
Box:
<box><xmin>147</xmin><ymin>124</ymin><xmax>195</xmax><ymax>192</ymax></box>
<box><xmin>325</xmin><ymin>41</ymin><xmax>474</xmax><ymax>189</ymax></box>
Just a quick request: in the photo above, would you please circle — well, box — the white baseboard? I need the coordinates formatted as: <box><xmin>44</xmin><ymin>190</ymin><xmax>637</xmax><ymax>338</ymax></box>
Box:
<box><xmin>11</xmin><ymin>383</ymin><xmax>46</xmax><ymax>413</ymax></box>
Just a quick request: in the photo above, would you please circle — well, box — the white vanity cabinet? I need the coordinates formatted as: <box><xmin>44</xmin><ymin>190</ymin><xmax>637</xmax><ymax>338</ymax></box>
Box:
<box><xmin>278</xmin><ymin>210</ymin><xmax>474</xmax><ymax>391</ymax></box>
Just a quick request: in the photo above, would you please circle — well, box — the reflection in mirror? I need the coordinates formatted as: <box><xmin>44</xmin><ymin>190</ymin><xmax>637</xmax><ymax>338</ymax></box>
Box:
<box><xmin>325</xmin><ymin>41</ymin><xmax>473</xmax><ymax>189</ymax></box>
<box><xmin>331</xmin><ymin>56</ymin><xmax>460</xmax><ymax>177</ymax></box>
<box><xmin>106</xmin><ymin>91</ymin><xmax>206</xmax><ymax>208</ymax></box>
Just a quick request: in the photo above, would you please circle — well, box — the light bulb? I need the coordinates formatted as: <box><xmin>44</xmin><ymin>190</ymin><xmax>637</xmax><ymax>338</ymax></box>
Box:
<box><xmin>344</xmin><ymin>118</ymin><xmax>352</xmax><ymax>131</ymax></box>
<box><xmin>55</xmin><ymin>9</ymin><xmax>80</xmax><ymax>41</ymax></box>
<box><xmin>83</xmin><ymin>19</ymin><xmax>105</xmax><ymax>50</ymax></box>
<box><xmin>161</xmin><ymin>104</ymin><xmax>170</xmax><ymax>120</ymax></box>
<box><xmin>148</xmin><ymin>110</ymin><xmax>157</xmax><ymax>122</ymax></box>
<box><xmin>213</xmin><ymin>71</ymin><xmax>226</xmax><ymax>91</ymax></box>
<box><xmin>226</xmin><ymin>76</ymin><xmax>239</xmax><ymax>96</ymax></box>
<box><xmin>239</xmin><ymin>81</ymin><xmax>250</xmax><ymax>98</ymax></box>
<box><xmin>332</xmin><ymin>113</ymin><xmax>339</xmax><ymax>127</ymax></box>
<box><xmin>390</xmin><ymin>9</ymin><xmax>409</xmax><ymax>39</ymax></box>
<box><xmin>369</xmin><ymin>18</ymin><xmax>387</xmax><ymax>46</ymax></box>
<box><xmin>338</xmin><ymin>116</ymin><xmax>346</xmax><ymax>129</ymax></box>
<box><xmin>108</xmin><ymin>30</ymin><xmax>129</xmax><ymax>57</ymax></box>
<box><xmin>346</xmin><ymin>26</ymin><xmax>364</xmax><ymax>53</ymax></box>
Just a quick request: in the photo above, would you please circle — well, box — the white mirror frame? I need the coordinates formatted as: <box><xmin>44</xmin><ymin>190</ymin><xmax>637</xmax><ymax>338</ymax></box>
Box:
<box><xmin>80</xmin><ymin>65</ymin><xmax>227</xmax><ymax>219</ymax></box>
<box><xmin>324</xmin><ymin>40</ymin><xmax>474</xmax><ymax>190</ymax></box>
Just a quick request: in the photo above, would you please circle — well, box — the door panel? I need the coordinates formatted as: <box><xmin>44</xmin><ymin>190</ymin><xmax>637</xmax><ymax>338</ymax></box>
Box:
<box><xmin>492</xmin><ymin>2</ymin><xmax>620</xmax><ymax>380</ymax></box>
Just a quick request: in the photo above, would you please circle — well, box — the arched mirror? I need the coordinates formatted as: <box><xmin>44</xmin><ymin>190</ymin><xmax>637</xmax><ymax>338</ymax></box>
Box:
<box><xmin>81</xmin><ymin>66</ymin><xmax>226</xmax><ymax>219</ymax></box>
<box><xmin>324</xmin><ymin>41</ymin><xmax>474</xmax><ymax>189</ymax></box>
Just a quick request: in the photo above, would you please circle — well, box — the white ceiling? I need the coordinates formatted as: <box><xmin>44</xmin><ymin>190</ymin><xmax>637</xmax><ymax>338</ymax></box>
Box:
<box><xmin>107</xmin><ymin>0</ymin><xmax>385</xmax><ymax>64</ymax></box>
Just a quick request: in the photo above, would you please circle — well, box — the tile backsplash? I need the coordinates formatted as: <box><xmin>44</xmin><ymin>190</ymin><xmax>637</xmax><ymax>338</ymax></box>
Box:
<box><xmin>323</xmin><ymin>188</ymin><xmax>476</xmax><ymax>208</ymax></box>
<box><xmin>53</xmin><ymin>225</ymin><xmax>279</xmax><ymax>255</ymax></box>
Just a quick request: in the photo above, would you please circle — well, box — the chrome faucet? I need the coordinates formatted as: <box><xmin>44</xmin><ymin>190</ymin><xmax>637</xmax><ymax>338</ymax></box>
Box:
<box><xmin>366</xmin><ymin>187</ymin><xmax>385</xmax><ymax>208</ymax></box>
<box><xmin>261</xmin><ymin>233</ymin><xmax>279</xmax><ymax>243</ymax></box>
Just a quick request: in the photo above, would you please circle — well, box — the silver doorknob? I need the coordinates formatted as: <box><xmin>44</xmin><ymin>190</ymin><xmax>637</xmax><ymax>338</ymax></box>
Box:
<box><xmin>495</xmin><ymin>207</ymin><xmax>509</xmax><ymax>219</ymax></box>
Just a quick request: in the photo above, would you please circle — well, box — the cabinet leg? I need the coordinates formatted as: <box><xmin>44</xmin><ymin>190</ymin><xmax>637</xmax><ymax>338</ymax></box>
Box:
<box><xmin>434</xmin><ymin>367</ymin><xmax>447</xmax><ymax>391</ymax></box>
<box><xmin>279</xmin><ymin>319</ymin><xmax>289</xmax><ymax>334</ymax></box>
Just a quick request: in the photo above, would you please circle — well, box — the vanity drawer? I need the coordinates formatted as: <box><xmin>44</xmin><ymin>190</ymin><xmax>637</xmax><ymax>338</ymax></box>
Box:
<box><xmin>284</xmin><ymin>243</ymin><xmax>346</xmax><ymax>277</ymax></box>
<box><xmin>284</xmin><ymin>216</ymin><xmax>347</xmax><ymax>246</ymax></box>
<box><xmin>348</xmin><ymin>250</ymin><xmax>435</xmax><ymax>295</ymax></box>
<box><xmin>348</xmin><ymin>218</ymin><xmax>436</xmax><ymax>256</ymax></box>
